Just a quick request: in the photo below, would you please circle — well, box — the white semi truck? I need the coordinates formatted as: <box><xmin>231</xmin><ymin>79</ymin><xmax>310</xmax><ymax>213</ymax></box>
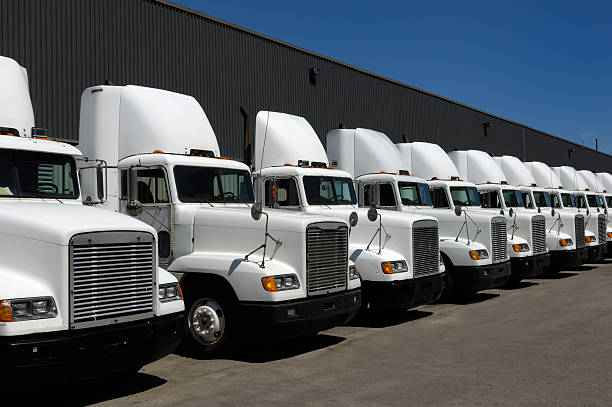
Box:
<box><xmin>436</xmin><ymin>149</ymin><xmax>550</xmax><ymax>280</ymax></box>
<box><xmin>251</xmin><ymin>112</ymin><xmax>446</xmax><ymax>310</ymax></box>
<box><xmin>579</xmin><ymin>170</ymin><xmax>612</xmax><ymax>256</ymax></box>
<box><xmin>595</xmin><ymin>172</ymin><xmax>612</xmax><ymax>255</ymax></box>
<box><xmin>494</xmin><ymin>155</ymin><xmax>587</xmax><ymax>270</ymax></box>
<box><xmin>525</xmin><ymin>161</ymin><xmax>594</xmax><ymax>260</ymax></box>
<box><xmin>554</xmin><ymin>166</ymin><xmax>607</xmax><ymax>262</ymax></box>
<box><xmin>78</xmin><ymin>86</ymin><xmax>361</xmax><ymax>355</ymax></box>
<box><xmin>325</xmin><ymin>129</ymin><xmax>510</xmax><ymax>299</ymax></box>
<box><xmin>0</xmin><ymin>56</ymin><xmax>184</xmax><ymax>384</ymax></box>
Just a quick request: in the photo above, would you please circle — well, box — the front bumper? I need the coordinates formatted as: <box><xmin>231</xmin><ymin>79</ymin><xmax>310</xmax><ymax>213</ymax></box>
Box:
<box><xmin>608</xmin><ymin>241</ymin><xmax>612</xmax><ymax>258</ymax></box>
<box><xmin>587</xmin><ymin>243</ymin><xmax>607</xmax><ymax>263</ymax></box>
<box><xmin>240</xmin><ymin>288</ymin><xmax>361</xmax><ymax>340</ymax></box>
<box><xmin>361</xmin><ymin>272</ymin><xmax>446</xmax><ymax>311</ymax></box>
<box><xmin>0</xmin><ymin>313</ymin><xmax>184</xmax><ymax>385</ymax></box>
<box><xmin>550</xmin><ymin>247</ymin><xmax>588</xmax><ymax>268</ymax></box>
<box><xmin>452</xmin><ymin>261</ymin><xmax>511</xmax><ymax>294</ymax></box>
<box><xmin>509</xmin><ymin>253</ymin><xmax>550</xmax><ymax>281</ymax></box>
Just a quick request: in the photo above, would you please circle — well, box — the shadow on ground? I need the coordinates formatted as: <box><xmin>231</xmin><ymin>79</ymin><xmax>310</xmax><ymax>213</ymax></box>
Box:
<box><xmin>232</xmin><ymin>333</ymin><xmax>346</xmax><ymax>363</ymax></box>
<box><xmin>538</xmin><ymin>272</ymin><xmax>579</xmax><ymax>279</ymax></box>
<box><xmin>448</xmin><ymin>292</ymin><xmax>500</xmax><ymax>305</ymax></box>
<box><xmin>499</xmin><ymin>281</ymin><xmax>539</xmax><ymax>291</ymax></box>
<box><xmin>16</xmin><ymin>372</ymin><xmax>166</xmax><ymax>406</ymax></box>
<box><xmin>347</xmin><ymin>309</ymin><xmax>433</xmax><ymax>328</ymax></box>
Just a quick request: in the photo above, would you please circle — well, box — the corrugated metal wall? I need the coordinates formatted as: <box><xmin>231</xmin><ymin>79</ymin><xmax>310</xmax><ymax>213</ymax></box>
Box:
<box><xmin>1</xmin><ymin>0</ymin><xmax>609</xmax><ymax>171</ymax></box>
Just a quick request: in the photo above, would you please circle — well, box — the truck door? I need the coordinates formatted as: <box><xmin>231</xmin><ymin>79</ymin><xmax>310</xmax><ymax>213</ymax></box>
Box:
<box><xmin>123</xmin><ymin>166</ymin><xmax>173</xmax><ymax>266</ymax></box>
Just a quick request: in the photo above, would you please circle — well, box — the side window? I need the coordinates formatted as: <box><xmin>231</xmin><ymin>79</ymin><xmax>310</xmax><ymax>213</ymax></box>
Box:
<box><xmin>120</xmin><ymin>169</ymin><xmax>128</xmax><ymax>200</ymax></box>
<box><xmin>431</xmin><ymin>188</ymin><xmax>449</xmax><ymax>208</ymax></box>
<box><xmin>37</xmin><ymin>162</ymin><xmax>76</xmax><ymax>196</ymax></box>
<box><xmin>551</xmin><ymin>194</ymin><xmax>560</xmax><ymax>208</ymax></box>
<box><xmin>380</xmin><ymin>183</ymin><xmax>396</xmax><ymax>207</ymax></box>
<box><xmin>136</xmin><ymin>168</ymin><xmax>169</xmax><ymax>204</ymax></box>
<box><xmin>264</xmin><ymin>178</ymin><xmax>299</xmax><ymax>207</ymax></box>
<box><xmin>362</xmin><ymin>184</ymin><xmax>372</xmax><ymax>207</ymax></box>
<box><xmin>522</xmin><ymin>192</ymin><xmax>533</xmax><ymax>208</ymax></box>
<box><xmin>480</xmin><ymin>191</ymin><xmax>500</xmax><ymax>208</ymax></box>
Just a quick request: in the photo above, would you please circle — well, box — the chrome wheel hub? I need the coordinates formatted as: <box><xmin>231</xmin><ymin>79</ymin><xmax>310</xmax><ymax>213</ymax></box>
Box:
<box><xmin>190</xmin><ymin>299</ymin><xmax>225</xmax><ymax>344</ymax></box>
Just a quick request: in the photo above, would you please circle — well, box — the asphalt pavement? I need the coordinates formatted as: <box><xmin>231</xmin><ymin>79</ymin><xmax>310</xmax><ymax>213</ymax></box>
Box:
<box><xmin>22</xmin><ymin>260</ymin><xmax>612</xmax><ymax>406</ymax></box>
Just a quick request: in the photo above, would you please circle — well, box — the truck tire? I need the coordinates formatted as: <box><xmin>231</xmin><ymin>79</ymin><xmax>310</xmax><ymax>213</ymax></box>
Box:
<box><xmin>436</xmin><ymin>254</ymin><xmax>455</xmax><ymax>302</ymax></box>
<box><xmin>180</xmin><ymin>284</ymin><xmax>240</xmax><ymax>357</ymax></box>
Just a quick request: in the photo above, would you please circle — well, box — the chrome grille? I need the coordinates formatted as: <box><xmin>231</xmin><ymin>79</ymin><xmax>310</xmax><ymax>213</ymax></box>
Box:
<box><xmin>306</xmin><ymin>222</ymin><xmax>348</xmax><ymax>295</ymax></box>
<box><xmin>70</xmin><ymin>231</ymin><xmax>155</xmax><ymax>328</ymax></box>
<box><xmin>531</xmin><ymin>215</ymin><xmax>547</xmax><ymax>254</ymax></box>
<box><xmin>575</xmin><ymin>215</ymin><xmax>585</xmax><ymax>248</ymax></box>
<box><xmin>491</xmin><ymin>216</ymin><xmax>507</xmax><ymax>262</ymax></box>
<box><xmin>412</xmin><ymin>220</ymin><xmax>439</xmax><ymax>278</ymax></box>
<box><xmin>598</xmin><ymin>214</ymin><xmax>606</xmax><ymax>244</ymax></box>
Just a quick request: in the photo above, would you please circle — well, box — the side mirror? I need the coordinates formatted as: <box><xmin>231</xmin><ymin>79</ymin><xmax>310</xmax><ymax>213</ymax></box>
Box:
<box><xmin>509</xmin><ymin>208</ymin><xmax>514</xmax><ymax>217</ymax></box>
<box><xmin>454</xmin><ymin>205</ymin><xmax>462</xmax><ymax>216</ymax></box>
<box><xmin>349</xmin><ymin>211</ymin><xmax>359</xmax><ymax>227</ymax></box>
<box><xmin>251</xmin><ymin>202</ymin><xmax>263</xmax><ymax>221</ymax></box>
<box><xmin>551</xmin><ymin>208</ymin><xmax>556</xmax><ymax>217</ymax></box>
<box><xmin>367</xmin><ymin>207</ymin><xmax>378</xmax><ymax>222</ymax></box>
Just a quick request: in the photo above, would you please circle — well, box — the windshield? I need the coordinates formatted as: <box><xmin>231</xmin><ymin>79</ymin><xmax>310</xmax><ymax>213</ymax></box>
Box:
<box><xmin>596</xmin><ymin>195</ymin><xmax>605</xmax><ymax>208</ymax></box>
<box><xmin>398</xmin><ymin>182</ymin><xmax>433</xmax><ymax>206</ymax></box>
<box><xmin>606</xmin><ymin>196</ymin><xmax>612</xmax><ymax>208</ymax></box>
<box><xmin>173</xmin><ymin>166</ymin><xmax>254</xmax><ymax>203</ymax></box>
<box><xmin>303</xmin><ymin>176</ymin><xmax>356</xmax><ymax>205</ymax></box>
<box><xmin>586</xmin><ymin>194</ymin><xmax>598</xmax><ymax>208</ymax></box>
<box><xmin>533</xmin><ymin>191</ymin><xmax>551</xmax><ymax>208</ymax></box>
<box><xmin>561</xmin><ymin>193</ymin><xmax>575</xmax><ymax>207</ymax></box>
<box><xmin>575</xmin><ymin>194</ymin><xmax>587</xmax><ymax>209</ymax></box>
<box><xmin>0</xmin><ymin>149</ymin><xmax>79</xmax><ymax>199</ymax></box>
<box><xmin>450</xmin><ymin>186</ymin><xmax>481</xmax><ymax>206</ymax></box>
<box><xmin>502</xmin><ymin>189</ymin><xmax>524</xmax><ymax>207</ymax></box>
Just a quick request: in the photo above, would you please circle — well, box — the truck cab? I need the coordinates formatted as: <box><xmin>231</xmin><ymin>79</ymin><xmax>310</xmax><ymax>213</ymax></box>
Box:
<box><xmin>554</xmin><ymin>166</ymin><xmax>607</xmax><ymax>262</ymax></box>
<box><xmin>494</xmin><ymin>155</ymin><xmax>587</xmax><ymax>269</ymax></box>
<box><xmin>326</xmin><ymin>129</ymin><xmax>510</xmax><ymax>298</ymax></box>
<box><xmin>252</xmin><ymin>112</ymin><xmax>445</xmax><ymax>311</ymax></box>
<box><xmin>0</xmin><ymin>56</ymin><xmax>184</xmax><ymax>384</ymax></box>
<box><xmin>580</xmin><ymin>170</ymin><xmax>612</xmax><ymax>258</ymax></box>
<box><xmin>595</xmin><ymin>172</ymin><xmax>612</xmax><ymax>255</ymax></box>
<box><xmin>78</xmin><ymin>86</ymin><xmax>361</xmax><ymax>355</ymax></box>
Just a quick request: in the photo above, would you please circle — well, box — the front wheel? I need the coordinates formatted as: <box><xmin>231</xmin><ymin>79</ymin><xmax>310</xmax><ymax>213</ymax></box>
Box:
<box><xmin>181</xmin><ymin>289</ymin><xmax>239</xmax><ymax>357</ymax></box>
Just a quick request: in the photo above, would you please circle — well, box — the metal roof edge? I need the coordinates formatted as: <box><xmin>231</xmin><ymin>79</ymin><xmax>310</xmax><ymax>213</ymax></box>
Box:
<box><xmin>155</xmin><ymin>0</ymin><xmax>611</xmax><ymax>159</ymax></box>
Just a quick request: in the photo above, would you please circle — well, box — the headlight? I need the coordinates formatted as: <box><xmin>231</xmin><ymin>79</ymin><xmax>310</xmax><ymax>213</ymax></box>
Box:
<box><xmin>585</xmin><ymin>236</ymin><xmax>593</xmax><ymax>243</ymax></box>
<box><xmin>349</xmin><ymin>265</ymin><xmax>360</xmax><ymax>280</ymax></box>
<box><xmin>468</xmin><ymin>249</ymin><xmax>489</xmax><ymax>260</ymax></box>
<box><xmin>159</xmin><ymin>282</ymin><xmax>183</xmax><ymax>302</ymax></box>
<box><xmin>381</xmin><ymin>260</ymin><xmax>408</xmax><ymax>274</ymax></box>
<box><xmin>0</xmin><ymin>297</ymin><xmax>57</xmax><ymax>322</ymax></box>
<box><xmin>512</xmin><ymin>243</ymin><xmax>530</xmax><ymax>253</ymax></box>
<box><xmin>261</xmin><ymin>274</ymin><xmax>300</xmax><ymax>292</ymax></box>
<box><xmin>559</xmin><ymin>238</ymin><xmax>573</xmax><ymax>247</ymax></box>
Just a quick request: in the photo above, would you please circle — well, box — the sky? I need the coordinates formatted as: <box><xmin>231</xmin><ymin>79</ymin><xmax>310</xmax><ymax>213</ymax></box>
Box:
<box><xmin>176</xmin><ymin>0</ymin><xmax>612</xmax><ymax>154</ymax></box>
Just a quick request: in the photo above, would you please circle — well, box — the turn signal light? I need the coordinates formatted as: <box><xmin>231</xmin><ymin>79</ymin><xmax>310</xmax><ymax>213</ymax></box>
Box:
<box><xmin>261</xmin><ymin>276</ymin><xmax>278</xmax><ymax>292</ymax></box>
<box><xmin>559</xmin><ymin>239</ymin><xmax>568</xmax><ymax>247</ymax></box>
<box><xmin>469</xmin><ymin>250</ymin><xmax>480</xmax><ymax>260</ymax></box>
<box><xmin>0</xmin><ymin>300</ymin><xmax>13</xmax><ymax>322</ymax></box>
<box><xmin>381</xmin><ymin>262</ymin><xmax>394</xmax><ymax>274</ymax></box>
<box><xmin>585</xmin><ymin>236</ymin><xmax>592</xmax><ymax>243</ymax></box>
<box><xmin>608</xmin><ymin>232</ymin><xmax>612</xmax><ymax>238</ymax></box>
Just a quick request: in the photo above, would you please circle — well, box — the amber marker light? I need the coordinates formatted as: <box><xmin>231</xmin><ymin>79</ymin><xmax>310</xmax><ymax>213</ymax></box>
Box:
<box><xmin>0</xmin><ymin>300</ymin><xmax>13</xmax><ymax>322</ymax></box>
<box><xmin>381</xmin><ymin>262</ymin><xmax>394</xmax><ymax>274</ymax></box>
<box><xmin>469</xmin><ymin>250</ymin><xmax>480</xmax><ymax>260</ymax></box>
<box><xmin>585</xmin><ymin>236</ymin><xmax>592</xmax><ymax>243</ymax></box>
<box><xmin>261</xmin><ymin>276</ymin><xmax>278</xmax><ymax>292</ymax></box>
<box><xmin>559</xmin><ymin>239</ymin><xmax>568</xmax><ymax>247</ymax></box>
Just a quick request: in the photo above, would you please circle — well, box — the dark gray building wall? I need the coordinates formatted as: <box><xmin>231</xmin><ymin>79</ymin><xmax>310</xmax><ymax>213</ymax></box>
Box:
<box><xmin>1</xmin><ymin>0</ymin><xmax>609</xmax><ymax>171</ymax></box>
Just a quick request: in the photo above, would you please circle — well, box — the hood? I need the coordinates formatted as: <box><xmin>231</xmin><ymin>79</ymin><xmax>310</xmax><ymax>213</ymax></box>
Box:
<box><xmin>192</xmin><ymin>206</ymin><xmax>348</xmax><ymax>233</ymax></box>
<box><xmin>0</xmin><ymin>201</ymin><xmax>156</xmax><ymax>245</ymax></box>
